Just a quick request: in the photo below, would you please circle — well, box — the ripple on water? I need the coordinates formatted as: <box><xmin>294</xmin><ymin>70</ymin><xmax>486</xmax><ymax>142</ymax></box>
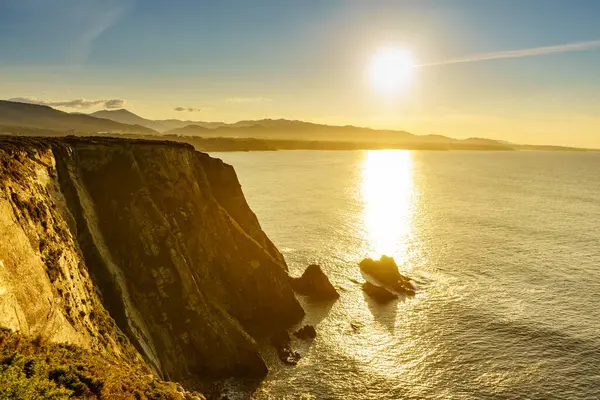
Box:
<box><xmin>211</xmin><ymin>150</ymin><xmax>600</xmax><ymax>399</ymax></box>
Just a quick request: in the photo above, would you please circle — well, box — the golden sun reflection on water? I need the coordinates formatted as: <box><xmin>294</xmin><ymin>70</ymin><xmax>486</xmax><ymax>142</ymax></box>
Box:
<box><xmin>362</xmin><ymin>150</ymin><xmax>415</xmax><ymax>264</ymax></box>
<box><xmin>326</xmin><ymin>150</ymin><xmax>419</xmax><ymax>381</ymax></box>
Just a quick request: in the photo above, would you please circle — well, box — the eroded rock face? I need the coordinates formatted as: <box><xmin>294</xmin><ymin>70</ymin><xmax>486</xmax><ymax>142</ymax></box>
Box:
<box><xmin>0</xmin><ymin>137</ymin><xmax>304</xmax><ymax>383</ymax></box>
<box><xmin>290</xmin><ymin>264</ymin><xmax>339</xmax><ymax>300</ymax></box>
<box><xmin>0</xmin><ymin>141</ymin><xmax>140</xmax><ymax>365</ymax></box>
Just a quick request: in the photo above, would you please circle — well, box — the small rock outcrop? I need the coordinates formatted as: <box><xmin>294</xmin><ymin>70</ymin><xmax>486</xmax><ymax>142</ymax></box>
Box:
<box><xmin>271</xmin><ymin>330</ymin><xmax>301</xmax><ymax>366</ymax></box>
<box><xmin>359</xmin><ymin>256</ymin><xmax>415</xmax><ymax>296</ymax></box>
<box><xmin>350</xmin><ymin>321</ymin><xmax>363</xmax><ymax>332</ymax></box>
<box><xmin>294</xmin><ymin>325</ymin><xmax>317</xmax><ymax>340</ymax></box>
<box><xmin>290</xmin><ymin>264</ymin><xmax>340</xmax><ymax>300</ymax></box>
<box><xmin>362</xmin><ymin>282</ymin><xmax>397</xmax><ymax>303</ymax></box>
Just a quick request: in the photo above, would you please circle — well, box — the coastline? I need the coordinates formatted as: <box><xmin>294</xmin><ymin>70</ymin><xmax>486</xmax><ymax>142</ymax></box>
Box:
<box><xmin>2</xmin><ymin>131</ymin><xmax>596</xmax><ymax>152</ymax></box>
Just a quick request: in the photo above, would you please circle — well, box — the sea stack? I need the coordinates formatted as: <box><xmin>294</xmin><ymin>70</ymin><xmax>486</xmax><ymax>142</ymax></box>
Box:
<box><xmin>290</xmin><ymin>264</ymin><xmax>340</xmax><ymax>300</ymax></box>
<box><xmin>359</xmin><ymin>256</ymin><xmax>415</xmax><ymax>296</ymax></box>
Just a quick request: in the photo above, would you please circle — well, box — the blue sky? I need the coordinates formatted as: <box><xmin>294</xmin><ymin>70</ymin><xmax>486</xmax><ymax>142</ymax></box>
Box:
<box><xmin>1</xmin><ymin>0</ymin><xmax>600</xmax><ymax>146</ymax></box>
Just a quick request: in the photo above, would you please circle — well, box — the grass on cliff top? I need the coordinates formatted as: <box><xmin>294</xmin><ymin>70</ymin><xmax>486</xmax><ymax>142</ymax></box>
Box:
<box><xmin>0</xmin><ymin>328</ymin><xmax>201</xmax><ymax>400</ymax></box>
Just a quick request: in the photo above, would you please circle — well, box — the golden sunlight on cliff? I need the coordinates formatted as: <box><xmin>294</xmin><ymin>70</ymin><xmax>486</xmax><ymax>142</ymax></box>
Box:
<box><xmin>362</xmin><ymin>150</ymin><xmax>415</xmax><ymax>263</ymax></box>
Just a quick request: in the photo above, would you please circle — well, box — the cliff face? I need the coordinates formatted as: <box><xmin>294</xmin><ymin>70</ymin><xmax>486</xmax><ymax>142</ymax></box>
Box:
<box><xmin>0</xmin><ymin>137</ymin><xmax>303</xmax><ymax>383</ymax></box>
<box><xmin>0</xmin><ymin>140</ymin><xmax>138</xmax><ymax>362</ymax></box>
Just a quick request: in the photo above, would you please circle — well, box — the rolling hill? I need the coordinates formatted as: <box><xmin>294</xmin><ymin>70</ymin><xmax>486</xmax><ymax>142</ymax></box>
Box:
<box><xmin>0</xmin><ymin>101</ymin><xmax>156</xmax><ymax>135</ymax></box>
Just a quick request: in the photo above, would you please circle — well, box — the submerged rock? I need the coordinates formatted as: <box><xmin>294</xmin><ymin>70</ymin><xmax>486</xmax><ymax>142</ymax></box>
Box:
<box><xmin>362</xmin><ymin>282</ymin><xmax>397</xmax><ymax>304</ymax></box>
<box><xmin>290</xmin><ymin>264</ymin><xmax>340</xmax><ymax>300</ymax></box>
<box><xmin>294</xmin><ymin>325</ymin><xmax>317</xmax><ymax>340</ymax></box>
<box><xmin>359</xmin><ymin>256</ymin><xmax>415</xmax><ymax>296</ymax></box>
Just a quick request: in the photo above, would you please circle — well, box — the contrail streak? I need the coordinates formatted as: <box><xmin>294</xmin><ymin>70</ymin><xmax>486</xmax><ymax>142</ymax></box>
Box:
<box><xmin>418</xmin><ymin>40</ymin><xmax>600</xmax><ymax>67</ymax></box>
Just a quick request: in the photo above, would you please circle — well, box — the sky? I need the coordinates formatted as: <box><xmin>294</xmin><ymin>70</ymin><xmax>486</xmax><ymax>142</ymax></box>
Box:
<box><xmin>1</xmin><ymin>0</ymin><xmax>600</xmax><ymax>147</ymax></box>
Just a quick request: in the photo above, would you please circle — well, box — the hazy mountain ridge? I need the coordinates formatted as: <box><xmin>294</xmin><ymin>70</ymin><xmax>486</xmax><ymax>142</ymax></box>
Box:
<box><xmin>1</xmin><ymin>101</ymin><xmax>594</xmax><ymax>151</ymax></box>
<box><xmin>90</xmin><ymin>109</ymin><xmax>227</xmax><ymax>132</ymax></box>
<box><xmin>88</xmin><ymin>108</ymin><xmax>513</xmax><ymax>147</ymax></box>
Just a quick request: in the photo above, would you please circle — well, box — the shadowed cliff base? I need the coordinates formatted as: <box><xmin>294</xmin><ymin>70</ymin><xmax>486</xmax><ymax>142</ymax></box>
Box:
<box><xmin>0</xmin><ymin>136</ymin><xmax>305</xmax><ymax>395</ymax></box>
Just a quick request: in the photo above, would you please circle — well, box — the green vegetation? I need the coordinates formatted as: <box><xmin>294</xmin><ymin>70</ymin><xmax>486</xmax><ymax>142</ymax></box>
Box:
<box><xmin>0</xmin><ymin>328</ymin><xmax>194</xmax><ymax>399</ymax></box>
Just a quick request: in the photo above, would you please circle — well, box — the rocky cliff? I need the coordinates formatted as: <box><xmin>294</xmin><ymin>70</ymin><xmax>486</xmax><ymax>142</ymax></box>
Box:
<box><xmin>0</xmin><ymin>137</ymin><xmax>303</xmax><ymax>386</ymax></box>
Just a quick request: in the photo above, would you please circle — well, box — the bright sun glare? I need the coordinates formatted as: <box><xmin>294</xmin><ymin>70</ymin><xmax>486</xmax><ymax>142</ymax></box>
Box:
<box><xmin>369</xmin><ymin>48</ymin><xmax>415</xmax><ymax>94</ymax></box>
<box><xmin>362</xmin><ymin>150</ymin><xmax>414</xmax><ymax>263</ymax></box>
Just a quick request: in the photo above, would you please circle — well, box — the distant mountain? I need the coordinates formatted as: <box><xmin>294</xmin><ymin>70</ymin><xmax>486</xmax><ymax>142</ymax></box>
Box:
<box><xmin>85</xmin><ymin>109</ymin><xmax>515</xmax><ymax>148</ymax></box>
<box><xmin>165</xmin><ymin>120</ymin><xmax>446</xmax><ymax>144</ymax></box>
<box><xmin>90</xmin><ymin>109</ymin><xmax>227</xmax><ymax>132</ymax></box>
<box><xmin>90</xmin><ymin>109</ymin><xmax>167</xmax><ymax>132</ymax></box>
<box><xmin>158</xmin><ymin>119</ymin><xmax>226</xmax><ymax>131</ymax></box>
<box><xmin>0</xmin><ymin>102</ymin><xmax>532</xmax><ymax>150</ymax></box>
<box><xmin>228</xmin><ymin>118</ymin><xmax>314</xmax><ymax>128</ymax></box>
<box><xmin>0</xmin><ymin>101</ymin><xmax>156</xmax><ymax>135</ymax></box>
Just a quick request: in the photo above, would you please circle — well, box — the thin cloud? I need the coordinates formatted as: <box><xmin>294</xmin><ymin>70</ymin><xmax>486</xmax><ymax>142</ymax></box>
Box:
<box><xmin>418</xmin><ymin>40</ymin><xmax>600</xmax><ymax>67</ymax></box>
<box><xmin>103</xmin><ymin>99</ymin><xmax>126</xmax><ymax>109</ymax></box>
<box><xmin>70</xmin><ymin>0</ymin><xmax>134</xmax><ymax>64</ymax></box>
<box><xmin>9</xmin><ymin>97</ymin><xmax>126</xmax><ymax>109</ymax></box>
<box><xmin>226</xmin><ymin>97</ymin><xmax>272</xmax><ymax>104</ymax></box>
<box><xmin>174</xmin><ymin>107</ymin><xmax>201</xmax><ymax>112</ymax></box>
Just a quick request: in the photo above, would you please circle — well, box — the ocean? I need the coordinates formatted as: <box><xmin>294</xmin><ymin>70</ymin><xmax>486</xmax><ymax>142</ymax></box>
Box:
<box><xmin>212</xmin><ymin>150</ymin><xmax>600</xmax><ymax>400</ymax></box>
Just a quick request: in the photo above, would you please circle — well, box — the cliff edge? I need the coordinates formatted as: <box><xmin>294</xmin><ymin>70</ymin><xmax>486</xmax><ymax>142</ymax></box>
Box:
<box><xmin>0</xmin><ymin>137</ymin><xmax>303</xmax><ymax>386</ymax></box>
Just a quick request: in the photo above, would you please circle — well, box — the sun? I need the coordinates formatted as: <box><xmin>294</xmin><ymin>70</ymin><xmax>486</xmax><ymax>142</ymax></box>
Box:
<box><xmin>369</xmin><ymin>48</ymin><xmax>415</xmax><ymax>94</ymax></box>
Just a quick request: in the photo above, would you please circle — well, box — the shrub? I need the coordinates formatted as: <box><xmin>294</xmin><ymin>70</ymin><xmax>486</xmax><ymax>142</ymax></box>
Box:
<box><xmin>0</xmin><ymin>329</ymin><xmax>190</xmax><ymax>399</ymax></box>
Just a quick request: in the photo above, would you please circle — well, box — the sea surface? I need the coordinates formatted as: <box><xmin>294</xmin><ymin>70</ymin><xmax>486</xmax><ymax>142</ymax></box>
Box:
<box><xmin>212</xmin><ymin>150</ymin><xmax>600</xmax><ymax>400</ymax></box>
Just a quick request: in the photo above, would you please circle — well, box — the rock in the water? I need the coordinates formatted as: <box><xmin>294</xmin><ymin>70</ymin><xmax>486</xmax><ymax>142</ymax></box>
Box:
<box><xmin>290</xmin><ymin>264</ymin><xmax>340</xmax><ymax>300</ymax></box>
<box><xmin>271</xmin><ymin>330</ymin><xmax>301</xmax><ymax>365</ymax></box>
<box><xmin>359</xmin><ymin>255</ymin><xmax>402</xmax><ymax>284</ymax></box>
<box><xmin>359</xmin><ymin>256</ymin><xmax>415</xmax><ymax>296</ymax></box>
<box><xmin>279</xmin><ymin>347</ymin><xmax>301</xmax><ymax>365</ymax></box>
<box><xmin>350</xmin><ymin>321</ymin><xmax>363</xmax><ymax>332</ymax></box>
<box><xmin>362</xmin><ymin>282</ymin><xmax>397</xmax><ymax>303</ymax></box>
<box><xmin>294</xmin><ymin>325</ymin><xmax>317</xmax><ymax>340</ymax></box>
